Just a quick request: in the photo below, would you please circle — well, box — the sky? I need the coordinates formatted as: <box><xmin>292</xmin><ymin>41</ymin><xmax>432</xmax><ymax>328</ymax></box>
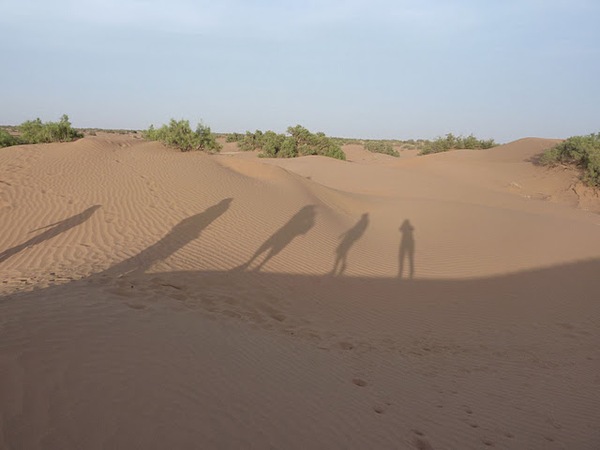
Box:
<box><xmin>1</xmin><ymin>0</ymin><xmax>599</xmax><ymax>142</ymax></box>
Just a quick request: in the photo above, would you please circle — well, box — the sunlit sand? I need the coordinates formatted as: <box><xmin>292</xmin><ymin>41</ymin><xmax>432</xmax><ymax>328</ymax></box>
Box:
<box><xmin>1</xmin><ymin>133</ymin><xmax>599</xmax><ymax>449</ymax></box>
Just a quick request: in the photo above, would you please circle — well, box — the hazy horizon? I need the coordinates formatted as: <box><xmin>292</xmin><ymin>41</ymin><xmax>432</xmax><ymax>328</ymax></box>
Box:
<box><xmin>1</xmin><ymin>0</ymin><xmax>599</xmax><ymax>142</ymax></box>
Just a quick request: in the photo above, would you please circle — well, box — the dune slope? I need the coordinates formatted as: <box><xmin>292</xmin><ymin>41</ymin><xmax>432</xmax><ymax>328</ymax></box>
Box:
<box><xmin>1</xmin><ymin>134</ymin><xmax>599</xmax><ymax>449</ymax></box>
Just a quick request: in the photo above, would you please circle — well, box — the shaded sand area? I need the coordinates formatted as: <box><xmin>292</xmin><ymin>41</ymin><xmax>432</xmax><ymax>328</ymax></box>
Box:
<box><xmin>1</xmin><ymin>134</ymin><xmax>599</xmax><ymax>449</ymax></box>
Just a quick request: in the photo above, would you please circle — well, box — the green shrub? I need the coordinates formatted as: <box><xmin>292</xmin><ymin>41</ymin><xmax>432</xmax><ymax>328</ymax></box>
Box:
<box><xmin>18</xmin><ymin>114</ymin><xmax>82</xmax><ymax>144</ymax></box>
<box><xmin>0</xmin><ymin>130</ymin><xmax>20</xmax><ymax>147</ymax></box>
<box><xmin>259</xmin><ymin>131</ymin><xmax>287</xmax><ymax>157</ymax></box>
<box><xmin>225</xmin><ymin>132</ymin><xmax>244</xmax><ymax>143</ymax></box>
<box><xmin>420</xmin><ymin>133</ymin><xmax>496</xmax><ymax>155</ymax></box>
<box><xmin>239</xmin><ymin>130</ymin><xmax>264</xmax><ymax>151</ymax></box>
<box><xmin>364</xmin><ymin>140</ymin><xmax>400</xmax><ymax>157</ymax></box>
<box><xmin>244</xmin><ymin>125</ymin><xmax>345</xmax><ymax>160</ymax></box>
<box><xmin>539</xmin><ymin>133</ymin><xmax>600</xmax><ymax>187</ymax></box>
<box><xmin>285</xmin><ymin>125</ymin><xmax>345</xmax><ymax>160</ymax></box>
<box><xmin>143</xmin><ymin>119</ymin><xmax>222</xmax><ymax>153</ymax></box>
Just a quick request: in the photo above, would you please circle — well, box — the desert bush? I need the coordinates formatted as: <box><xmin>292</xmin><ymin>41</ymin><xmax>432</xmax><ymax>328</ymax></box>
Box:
<box><xmin>539</xmin><ymin>133</ymin><xmax>600</xmax><ymax>187</ymax></box>
<box><xmin>364</xmin><ymin>140</ymin><xmax>400</xmax><ymax>157</ymax></box>
<box><xmin>244</xmin><ymin>125</ymin><xmax>345</xmax><ymax>160</ymax></box>
<box><xmin>259</xmin><ymin>131</ymin><xmax>286</xmax><ymax>157</ymax></box>
<box><xmin>420</xmin><ymin>133</ymin><xmax>496</xmax><ymax>155</ymax></box>
<box><xmin>225</xmin><ymin>132</ymin><xmax>244</xmax><ymax>143</ymax></box>
<box><xmin>286</xmin><ymin>125</ymin><xmax>345</xmax><ymax>160</ymax></box>
<box><xmin>0</xmin><ymin>130</ymin><xmax>20</xmax><ymax>147</ymax></box>
<box><xmin>238</xmin><ymin>130</ymin><xmax>264</xmax><ymax>151</ymax></box>
<box><xmin>143</xmin><ymin>119</ymin><xmax>222</xmax><ymax>153</ymax></box>
<box><xmin>18</xmin><ymin>114</ymin><xmax>83</xmax><ymax>144</ymax></box>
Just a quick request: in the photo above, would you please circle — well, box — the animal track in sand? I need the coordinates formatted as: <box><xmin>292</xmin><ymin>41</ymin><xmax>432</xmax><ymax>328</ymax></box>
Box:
<box><xmin>412</xmin><ymin>430</ymin><xmax>434</xmax><ymax>450</ymax></box>
<box><xmin>373</xmin><ymin>405</ymin><xmax>385</xmax><ymax>414</ymax></box>
<box><xmin>125</xmin><ymin>302</ymin><xmax>147</xmax><ymax>310</ymax></box>
<box><xmin>352</xmin><ymin>378</ymin><xmax>367</xmax><ymax>387</ymax></box>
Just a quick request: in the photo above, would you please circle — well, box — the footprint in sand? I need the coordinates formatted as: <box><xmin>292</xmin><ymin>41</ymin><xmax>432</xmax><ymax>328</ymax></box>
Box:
<box><xmin>126</xmin><ymin>302</ymin><xmax>147</xmax><ymax>310</ymax></box>
<box><xmin>373</xmin><ymin>405</ymin><xmax>385</xmax><ymax>414</ymax></box>
<box><xmin>412</xmin><ymin>431</ymin><xmax>434</xmax><ymax>450</ymax></box>
<box><xmin>352</xmin><ymin>378</ymin><xmax>367</xmax><ymax>387</ymax></box>
<box><xmin>338</xmin><ymin>341</ymin><xmax>355</xmax><ymax>350</ymax></box>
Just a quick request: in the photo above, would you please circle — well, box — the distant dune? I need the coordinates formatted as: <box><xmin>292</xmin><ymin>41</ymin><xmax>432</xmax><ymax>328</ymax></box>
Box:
<box><xmin>1</xmin><ymin>133</ymin><xmax>599</xmax><ymax>449</ymax></box>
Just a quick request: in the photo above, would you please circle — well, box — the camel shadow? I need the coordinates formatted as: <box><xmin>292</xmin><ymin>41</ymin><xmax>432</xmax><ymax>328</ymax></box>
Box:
<box><xmin>101</xmin><ymin>198</ymin><xmax>233</xmax><ymax>277</ymax></box>
<box><xmin>235</xmin><ymin>205</ymin><xmax>317</xmax><ymax>271</ymax></box>
<box><xmin>0</xmin><ymin>205</ymin><xmax>102</xmax><ymax>264</ymax></box>
<box><xmin>331</xmin><ymin>213</ymin><xmax>369</xmax><ymax>276</ymax></box>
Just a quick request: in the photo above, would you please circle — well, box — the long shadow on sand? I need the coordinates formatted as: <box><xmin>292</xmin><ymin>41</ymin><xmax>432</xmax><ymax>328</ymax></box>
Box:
<box><xmin>1</xmin><ymin>239</ymin><xmax>599</xmax><ymax>449</ymax></box>
<box><xmin>0</xmin><ymin>205</ymin><xmax>102</xmax><ymax>264</ymax></box>
<box><xmin>100</xmin><ymin>198</ymin><xmax>232</xmax><ymax>277</ymax></box>
<box><xmin>2</xmin><ymin>258</ymin><xmax>599</xmax><ymax>332</ymax></box>
<box><xmin>398</xmin><ymin>219</ymin><xmax>415</xmax><ymax>279</ymax></box>
<box><xmin>235</xmin><ymin>205</ymin><xmax>317</xmax><ymax>271</ymax></box>
<box><xmin>331</xmin><ymin>213</ymin><xmax>369</xmax><ymax>276</ymax></box>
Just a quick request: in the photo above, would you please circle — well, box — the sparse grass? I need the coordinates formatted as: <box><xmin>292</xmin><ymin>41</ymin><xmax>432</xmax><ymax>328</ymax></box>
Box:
<box><xmin>143</xmin><ymin>119</ymin><xmax>222</xmax><ymax>153</ymax></box>
<box><xmin>363</xmin><ymin>140</ymin><xmax>400</xmax><ymax>157</ymax></box>
<box><xmin>331</xmin><ymin>137</ymin><xmax>363</xmax><ymax>146</ymax></box>
<box><xmin>420</xmin><ymin>133</ymin><xmax>496</xmax><ymax>155</ymax></box>
<box><xmin>539</xmin><ymin>132</ymin><xmax>600</xmax><ymax>187</ymax></box>
<box><xmin>82</xmin><ymin>128</ymin><xmax>138</xmax><ymax>135</ymax></box>
<box><xmin>331</xmin><ymin>137</ymin><xmax>429</xmax><ymax>152</ymax></box>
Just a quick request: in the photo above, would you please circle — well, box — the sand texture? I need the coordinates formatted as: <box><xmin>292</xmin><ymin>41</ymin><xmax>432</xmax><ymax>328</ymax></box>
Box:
<box><xmin>1</xmin><ymin>134</ymin><xmax>599</xmax><ymax>449</ymax></box>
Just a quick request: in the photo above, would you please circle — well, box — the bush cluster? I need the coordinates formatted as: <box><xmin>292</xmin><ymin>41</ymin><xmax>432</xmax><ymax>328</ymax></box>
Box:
<box><xmin>143</xmin><ymin>119</ymin><xmax>222</xmax><ymax>153</ymax></box>
<box><xmin>238</xmin><ymin>130</ymin><xmax>264</xmax><ymax>151</ymax></box>
<box><xmin>237</xmin><ymin>125</ymin><xmax>345</xmax><ymax>160</ymax></box>
<box><xmin>0</xmin><ymin>115</ymin><xmax>83</xmax><ymax>148</ymax></box>
<box><xmin>420</xmin><ymin>133</ymin><xmax>496</xmax><ymax>155</ymax></box>
<box><xmin>225</xmin><ymin>132</ymin><xmax>244</xmax><ymax>143</ymax></box>
<box><xmin>0</xmin><ymin>130</ymin><xmax>19</xmax><ymax>148</ymax></box>
<box><xmin>363</xmin><ymin>140</ymin><xmax>400</xmax><ymax>157</ymax></box>
<box><xmin>539</xmin><ymin>133</ymin><xmax>600</xmax><ymax>187</ymax></box>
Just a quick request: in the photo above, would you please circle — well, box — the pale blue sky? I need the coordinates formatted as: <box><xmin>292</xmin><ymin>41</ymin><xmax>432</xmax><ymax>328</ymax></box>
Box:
<box><xmin>1</xmin><ymin>0</ymin><xmax>598</xmax><ymax>141</ymax></box>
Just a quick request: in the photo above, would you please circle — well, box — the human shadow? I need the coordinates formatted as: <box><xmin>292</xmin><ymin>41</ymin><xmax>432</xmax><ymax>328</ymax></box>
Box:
<box><xmin>398</xmin><ymin>219</ymin><xmax>415</xmax><ymax>279</ymax></box>
<box><xmin>0</xmin><ymin>205</ymin><xmax>102</xmax><ymax>264</ymax></box>
<box><xmin>331</xmin><ymin>213</ymin><xmax>369</xmax><ymax>276</ymax></box>
<box><xmin>101</xmin><ymin>198</ymin><xmax>233</xmax><ymax>277</ymax></box>
<box><xmin>236</xmin><ymin>205</ymin><xmax>316</xmax><ymax>271</ymax></box>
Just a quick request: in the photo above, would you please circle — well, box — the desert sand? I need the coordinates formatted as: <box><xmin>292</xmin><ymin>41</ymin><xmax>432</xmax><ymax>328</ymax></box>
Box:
<box><xmin>1</xmin><ymin>133</ymin><xmax>599</xmax><ymax>449</ymax></box>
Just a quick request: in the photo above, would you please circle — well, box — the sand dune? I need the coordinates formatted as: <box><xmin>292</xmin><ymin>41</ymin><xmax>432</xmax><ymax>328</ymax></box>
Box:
<box><xmin>1</xmin><ymin>134</ymin><xmax>599</xmax><ymax>449</ymax></box>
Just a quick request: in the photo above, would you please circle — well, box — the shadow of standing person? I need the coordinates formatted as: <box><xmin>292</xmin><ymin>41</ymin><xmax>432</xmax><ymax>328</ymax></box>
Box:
<box><xmin>398</xmin><ymin>219</ymin><xmax>415</xmax><ymax>279</ymax></box>
<box><xmin>101</xmin><ymin>198</ymin><xmax>233</xmax><ymax>277</ymax></box>
<box><xmin>0</xmin><ymin>205</ymin><xmax>102</xmax><ymax>264</ymax></box>
<box><xmin>331</xmin><ymin>213</ymin><xmax>369</xmax><ymax>276</ymax></box>
<box><xmin>236</xmin><ymin>205</ymin><xmax>316</xmax><ymax>271</ymax></box>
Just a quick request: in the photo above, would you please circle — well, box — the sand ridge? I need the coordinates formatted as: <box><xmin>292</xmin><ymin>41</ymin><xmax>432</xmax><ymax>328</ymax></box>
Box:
<box><xmin>1</xmin><ymin>134</ymin><xmax>599</xmax><ymax>449</ymax></box>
